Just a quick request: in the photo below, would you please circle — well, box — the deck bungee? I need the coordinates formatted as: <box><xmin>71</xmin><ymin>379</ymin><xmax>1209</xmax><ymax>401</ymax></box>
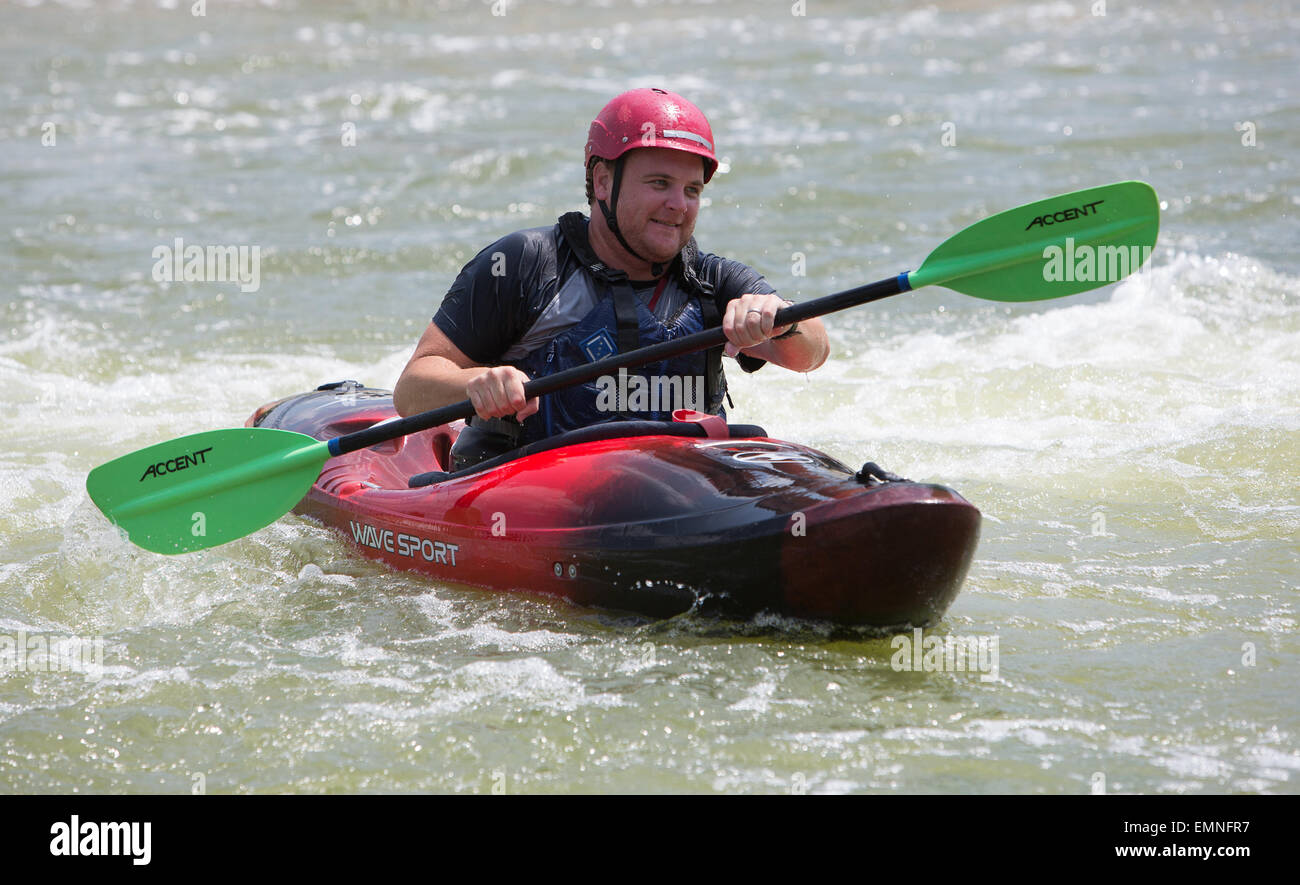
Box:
<box><xmin>248</xmin><ymin>382</ymin><xmax>981</xmax><ymax>625</ymax></box>
<box><xmin>86</xmin><ymin>183</ymin><xmax>1159</xmax><ymax>628</ymax></box>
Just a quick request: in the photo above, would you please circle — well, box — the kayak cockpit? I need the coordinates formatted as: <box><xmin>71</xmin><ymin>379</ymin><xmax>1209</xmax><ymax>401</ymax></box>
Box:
<box><xmin>407</xmin><ymin>417</ymin><xmax>769</xmax><ymax>488</ymax></box>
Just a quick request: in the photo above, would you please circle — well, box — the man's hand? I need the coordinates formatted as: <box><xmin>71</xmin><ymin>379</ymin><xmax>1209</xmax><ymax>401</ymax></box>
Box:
<box><xmin>466</xmin><ymin>365</ymin><xmax>539</xmax><ymax>421</ymax></box>
<box><xmin>721</xmin><ymin>292</ymin><xmax>795</xmax><ymax>357</ymax></box>
<box><xmin>395</xmin><ymin>322</ymin><xmax>543</xmax><ymax>420</ymax></box>
<box><xmin>722</xmin><ymin>291</ymin><xmax>790</xmax><ymax>356</ymax></box>
<box><xmin>720</xmin><ymin>292</ymin><xmax>829</xmax><ymax>373</ymax></box>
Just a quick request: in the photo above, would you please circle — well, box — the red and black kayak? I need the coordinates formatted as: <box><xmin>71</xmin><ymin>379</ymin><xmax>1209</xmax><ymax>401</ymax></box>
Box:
<box><xmin>247</xmin><ymin>381</ymin><xmax>981</xmax><ymax>627</ymax></box>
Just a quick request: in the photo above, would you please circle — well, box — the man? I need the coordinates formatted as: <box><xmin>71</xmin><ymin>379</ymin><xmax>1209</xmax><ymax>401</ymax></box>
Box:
<box><xmin>394</xmin><ymin>88</ymin><xmax>829</xmax><ymax>463</ymax></box>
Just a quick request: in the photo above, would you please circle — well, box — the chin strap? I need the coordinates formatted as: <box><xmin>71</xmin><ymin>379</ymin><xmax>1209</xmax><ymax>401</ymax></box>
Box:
<box><xmin>596</xmin><ymin>157</ymin><xmax>667</xmax><ymax>277</ymax></box>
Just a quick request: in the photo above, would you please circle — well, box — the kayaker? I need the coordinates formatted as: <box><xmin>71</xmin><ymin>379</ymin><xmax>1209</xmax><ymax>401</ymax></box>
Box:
<box><xmin>394</xmin><ymin>87</ymin><xmax>830</xmax><ymax>467</ymax></box>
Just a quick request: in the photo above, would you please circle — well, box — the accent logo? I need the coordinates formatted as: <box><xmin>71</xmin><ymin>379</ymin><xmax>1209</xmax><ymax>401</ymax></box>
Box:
<box><xmin>139</xmin><ymin>446</ymin><xmax>213</xmax><ymax>482</ymax></box>
<box><xmin>1024</xmin><ymin>199</ymin><xmax>1104</xmax><ymax>230</ymax></box>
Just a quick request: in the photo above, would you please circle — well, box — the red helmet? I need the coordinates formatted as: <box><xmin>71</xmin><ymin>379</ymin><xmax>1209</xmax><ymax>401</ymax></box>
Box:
<box><xmin>585</xmin><ymin>88</ymin><xmax>718</xmax><ymax>182</ymax></box>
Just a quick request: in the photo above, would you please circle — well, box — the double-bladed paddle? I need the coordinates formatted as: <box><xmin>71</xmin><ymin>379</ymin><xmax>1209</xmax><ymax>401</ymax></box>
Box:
<box><xmin>87</xmin><ymin>180</ymin><xmax>1159</xmax><ymax>554</ymax></box>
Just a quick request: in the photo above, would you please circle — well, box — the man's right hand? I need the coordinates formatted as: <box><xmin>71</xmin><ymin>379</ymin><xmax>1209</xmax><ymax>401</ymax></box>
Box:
<box><xmin>394</xmin><ymin>322</ymin><xmax>540</xmax><ymax>421</ymax></box>
<box><xmin>466</xmin><ymin>365</ymin><xmax>539</xmax><ymax>422</ymax></box>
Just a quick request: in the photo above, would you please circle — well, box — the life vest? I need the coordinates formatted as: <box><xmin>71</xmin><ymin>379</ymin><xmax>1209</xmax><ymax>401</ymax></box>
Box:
<box><xmin>505</xmin><ymin>213</ymin><xmax>727</xmax><ymax>445</ymax></box>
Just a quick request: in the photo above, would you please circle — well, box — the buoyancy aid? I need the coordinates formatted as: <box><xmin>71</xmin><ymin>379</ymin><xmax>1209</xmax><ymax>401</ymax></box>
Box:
<box><xmin>504</xmin><ymin>212</ymin><xmax>728</xmax><ymax>446</ymax></box>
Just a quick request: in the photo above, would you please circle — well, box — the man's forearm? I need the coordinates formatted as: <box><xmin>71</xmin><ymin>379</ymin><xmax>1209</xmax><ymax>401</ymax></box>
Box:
<box><xmin>393</xmin><ymin>357</ymin><xmax>485</xmax><ymax>416</ymax></box>
<box><xmin>743</xmin><ymin>318</ymin><xmax>830</xmax><ymax>373</ymax></box>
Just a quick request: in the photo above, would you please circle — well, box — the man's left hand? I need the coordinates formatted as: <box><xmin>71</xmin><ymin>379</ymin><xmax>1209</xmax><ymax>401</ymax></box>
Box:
<box><xmin>722</xmin><ymin>292</ymin><xmax>795</xmax><ymax>357</ymax></box>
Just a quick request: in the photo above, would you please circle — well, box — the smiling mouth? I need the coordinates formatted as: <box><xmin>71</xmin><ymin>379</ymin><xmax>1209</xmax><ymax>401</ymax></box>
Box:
<box><xmin>650</xmin><ymin>219</ymin><xmax>680</xmax><ymax>228</ymax></box>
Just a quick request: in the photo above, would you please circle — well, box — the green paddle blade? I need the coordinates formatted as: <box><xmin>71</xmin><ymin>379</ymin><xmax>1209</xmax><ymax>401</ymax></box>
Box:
<box><xmin>85</xmin><ymin>427</ymin><xmax>331</xmax><ymax>554</ymax></box>
<box><xmin>909</xmin><ymin>180</ymin><xmax>1160</xmax><ymax>301</ymax></box>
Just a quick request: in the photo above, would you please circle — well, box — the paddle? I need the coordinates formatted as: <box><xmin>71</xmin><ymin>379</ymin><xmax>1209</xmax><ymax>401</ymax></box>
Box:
<box><xmin>87</xmin><ymin>180</ymin><xmax>1159</xmax><ymax>554</ymax></box>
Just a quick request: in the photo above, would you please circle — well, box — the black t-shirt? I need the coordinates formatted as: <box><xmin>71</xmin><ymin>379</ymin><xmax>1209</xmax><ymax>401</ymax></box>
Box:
<box><xmin>433</xmin><ymin>218</ymin><xmax>776</xmax><ymax>371</ymax></box>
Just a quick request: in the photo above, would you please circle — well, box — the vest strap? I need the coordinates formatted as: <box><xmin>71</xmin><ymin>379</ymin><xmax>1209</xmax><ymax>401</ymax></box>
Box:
<box><xmin>698</xmin><ymin>292</ymin><xmax>723</xmax><ymax>410</ymax></box>
<box><xmin>610</xmin><ymin>276</ymin><xmax>641</xmax><ymax>358</ymax></box>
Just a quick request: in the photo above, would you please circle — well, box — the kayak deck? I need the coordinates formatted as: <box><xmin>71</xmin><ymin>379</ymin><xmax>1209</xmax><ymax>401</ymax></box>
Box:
<box><xmin>250</xmin><ymin>384</ymin><xmax>981</xmax><ymax>627</ymax></box>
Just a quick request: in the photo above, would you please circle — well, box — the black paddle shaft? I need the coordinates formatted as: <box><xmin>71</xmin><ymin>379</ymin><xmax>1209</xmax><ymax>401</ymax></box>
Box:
<box><xmin>331</xmin><ymin>273</ymin><xmax>909</xmax><ymax>456</ymax></box>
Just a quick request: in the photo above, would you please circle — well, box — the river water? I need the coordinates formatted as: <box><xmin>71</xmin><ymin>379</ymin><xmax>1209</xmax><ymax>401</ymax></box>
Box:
<box><xmin>1</xmin><ymin>0</ymin><xmax>1296</xmax><ymax>794</ymax></box>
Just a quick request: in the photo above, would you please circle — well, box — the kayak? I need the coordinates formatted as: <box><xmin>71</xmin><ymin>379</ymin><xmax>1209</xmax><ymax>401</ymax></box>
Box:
<box><xmin>246</xmin><ymin>381</ymin><xmax>981</xmax><ymax>627</ymax></box>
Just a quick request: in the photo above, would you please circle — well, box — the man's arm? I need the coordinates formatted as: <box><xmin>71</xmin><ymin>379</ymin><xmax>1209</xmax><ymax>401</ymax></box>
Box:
<box><xmin>396</xmin><ymin>226</ymin><xmax>549</xmax><ymax>421</ymax></box>
<box><xmin>393</xmin><ymin>321</ymin><xmax>538</xmax><ymax>421</ymax></box>
<box><xmin>721</xmin><ymin>292</ymin><xmax>830</xmax><ymax>372</ymax></box>
<box><xmin>701</xmin><ymin>253</ymin><xmax>829</xmax><ymax>373</ymax></box>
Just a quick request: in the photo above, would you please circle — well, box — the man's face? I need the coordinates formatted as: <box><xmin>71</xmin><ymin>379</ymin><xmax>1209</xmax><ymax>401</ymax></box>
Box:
<box><xmin>593</xmin><ymin>148</ymin><xmax>704</xmax><ymax>265</ymax></box>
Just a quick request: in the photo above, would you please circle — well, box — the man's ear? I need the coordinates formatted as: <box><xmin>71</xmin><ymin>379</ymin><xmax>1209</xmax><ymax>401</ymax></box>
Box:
<box><xmin>591</xmin><ymin>159</ymin><xmax>613</xmax><ymax>202</ymax></box>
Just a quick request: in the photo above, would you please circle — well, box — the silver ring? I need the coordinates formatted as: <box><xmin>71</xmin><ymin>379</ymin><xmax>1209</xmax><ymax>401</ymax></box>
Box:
<box><xmin>746</xmin><ymin>309</ymin><xmax>762</xmax><ymax>315</ymax></box>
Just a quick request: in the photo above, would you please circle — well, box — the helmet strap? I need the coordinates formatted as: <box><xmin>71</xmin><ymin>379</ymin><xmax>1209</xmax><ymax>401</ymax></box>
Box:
<box><xmin>597</xmin><ymin>157</ymin><xmax>668</xmax><ymax>278</ymax></box>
